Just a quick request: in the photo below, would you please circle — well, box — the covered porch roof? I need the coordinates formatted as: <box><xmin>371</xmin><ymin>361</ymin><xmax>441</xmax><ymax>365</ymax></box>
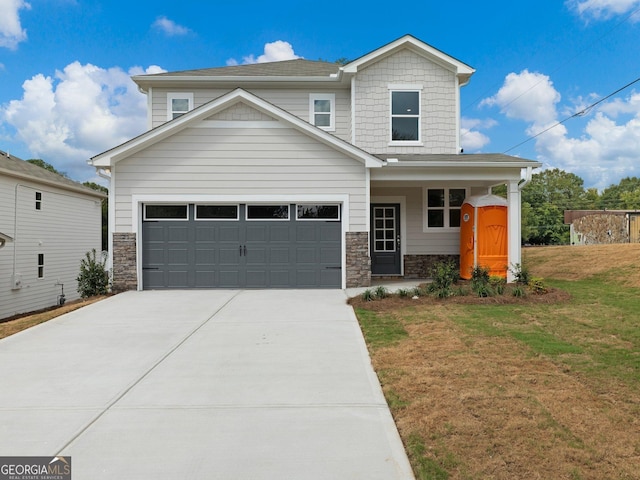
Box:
<box><xmin>370</xmin><ymin>153</ymin><xmax>542</xmax><ymax>188</ymax></box>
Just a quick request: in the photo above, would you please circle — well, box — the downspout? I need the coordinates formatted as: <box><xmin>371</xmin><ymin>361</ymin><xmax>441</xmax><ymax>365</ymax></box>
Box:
<box><xmin>519</xmin><ymin>166</ymin><xmax>533</xmax><ymax>189</ymax></box>
<box><xmin>97</xmin><ymin>168</ymin><xmax>113</xmax><ymax>270</ymax></box>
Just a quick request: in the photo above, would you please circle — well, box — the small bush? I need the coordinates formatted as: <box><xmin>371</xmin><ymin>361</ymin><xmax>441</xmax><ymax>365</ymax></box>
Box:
<box><xmin>428</xmin><ymin>259</ymin><xmax>460</xmax><ymax>298</ymax></box>
<box><xmin>471</xmin><ymin>265</ymin><xmax>493</xmax><ymax>297</ymax></box>
<box><xmin>512</xmin><ymin>285</ymin><xmax>527</xmax><ymax>297</ymax></box>
<box><xmin>490</xmin><ymin>276</ymin><xmax>506</xmax><ymax>295</ymax></box>
<box><xmin>361</xmin><ymin>289</ymin><xmax>375</xmax><ymax>301</ymax></box>
<box><xmin>77</xmin><ymin>249</ymin><xmax>110</xmax><ymax>298</ymax></box>
<box><xmin>510</xmin><ymin>263</ymin><xmax>531</xmax><ymax>285</ymax></box>
<box><xmin>397</xmin><ymin>288</ymin><xmax>410</xmax><ymax>298</ymax></box>
<box><xmin>374</xmin><ymin>285</ymin><xmax>389</xmax><ymax>299</ymax></box>
<box><xmin>529</xmin><ymin>277</ymin><xmax>548</xmax><ymax>295</ymax></box>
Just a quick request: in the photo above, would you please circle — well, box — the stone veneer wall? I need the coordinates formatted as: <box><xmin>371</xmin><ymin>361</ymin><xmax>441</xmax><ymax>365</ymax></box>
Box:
<box><xmin>112</xmin><ymin>232</ymin><xmax>137</xmax><ymax>292</ymax></box>
<box><xmin>346</xmin><ymin>232</ymin><xmax>371</xmax><ymax>288</ymax></box>
<box><xmin>404</xmin><ymin>254</ymin><xmax>460</xmax><ymax>279</ymax></box>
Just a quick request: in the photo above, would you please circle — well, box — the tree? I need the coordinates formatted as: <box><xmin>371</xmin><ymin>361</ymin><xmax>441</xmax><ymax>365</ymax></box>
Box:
<box><xmin>521</xmin><ymin>169</ymin><xmax>589</xmax><ymax>245</ymax></box>
<box><xmin>26</xmin><ymin>159</ymin><xmax>68</xmax><ymax>177</ymax></box>
<box><xmin>598</xmin><ymin>177</ymin><xmax>640</xmax><ymax>209</ymax></box>
<box><xmin>83</xmin><ymin>182</ymin><xmax>109</xmax><ymax>251</ymax></box>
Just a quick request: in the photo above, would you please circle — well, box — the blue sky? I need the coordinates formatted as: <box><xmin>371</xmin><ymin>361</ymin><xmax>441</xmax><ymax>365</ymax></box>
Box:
<box><xmin>1</xmin><ymin>0</ymin><xmax>639</xmax><ymax>190</ymax></box>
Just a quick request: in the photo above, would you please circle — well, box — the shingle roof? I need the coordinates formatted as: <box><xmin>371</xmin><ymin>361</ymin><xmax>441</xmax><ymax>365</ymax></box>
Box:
<box><xmin>144</xmin><ymin>59</ymin><xmax>341</xmax><ymax>78</ymax></box>
<box><xmin>0</xmin><ymin>150</ymin><xmax>106</xmax><ymax>198</ymax></box>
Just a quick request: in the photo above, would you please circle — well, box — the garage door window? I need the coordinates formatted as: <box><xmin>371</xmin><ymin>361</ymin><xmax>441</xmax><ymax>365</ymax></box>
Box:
<box><xmin>144</xmin><ymin>205</ymin><xmax>188</xmax><ymax>220</ymax></box>
<box><xmin>246</xmin><ymin>205</ymin><xmax>289</xmax><ymax>220</ymax></box>
<box><xmin>196</xmin><ymin>205</ymin><xmax>239</xmax><ymax>220</ymax></box>
<box><xmin>297</xmin><ymin>204</ymin><xmax>340</xmax><ymax>221</ymax></box>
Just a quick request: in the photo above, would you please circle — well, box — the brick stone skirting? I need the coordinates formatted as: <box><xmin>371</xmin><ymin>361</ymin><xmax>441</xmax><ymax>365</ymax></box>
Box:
<box><xmin>404</xmin><ymin>254</ymin><xmax>460</xmax><ymax>279</ymax></box>
<box><xmin>112</xmin><ymin>232</ymin><xmax>137</xmax><ymax>292</ymax></box>
<box><xmin>346</xmin><ymin>232</ymin><xmax>371</xmax><ymax>288</ymax></box>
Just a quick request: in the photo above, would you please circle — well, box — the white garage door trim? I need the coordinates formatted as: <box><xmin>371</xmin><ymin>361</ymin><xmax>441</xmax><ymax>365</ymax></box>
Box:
<box><xmin>132</xmin><ymin>194</ymin><xmax>350</xmax><ymax>290</ymax></box>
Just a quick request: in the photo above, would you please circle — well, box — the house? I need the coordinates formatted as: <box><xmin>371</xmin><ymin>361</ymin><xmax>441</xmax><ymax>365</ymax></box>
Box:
<box><xmin>0</xmin><ymin>151</ymin><xmax>105</xmax><ymax>320</ymax></box>
<box><xmin>565</xmin><ymin>210</ymin><xmax>640</xmax><ymax>244</ymax></box>
<box><xmin>90</xmin><ymin>34</ymin><xmax>541</xmax><ymax>291</ymax></box>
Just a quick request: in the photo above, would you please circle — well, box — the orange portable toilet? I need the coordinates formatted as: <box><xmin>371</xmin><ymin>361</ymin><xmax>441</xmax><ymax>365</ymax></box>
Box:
<box><xmin>460</xmin><ymin>194</ymin><xmax>508</xmax><ymax>280</ymax></box>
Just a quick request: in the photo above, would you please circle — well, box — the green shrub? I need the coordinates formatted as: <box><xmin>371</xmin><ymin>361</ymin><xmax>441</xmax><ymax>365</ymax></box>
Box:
<box><xmin>512</xmin><ymin>285</ymin><xmax>527</xmax><ymax>297</ymax></box>
<box><xmin>361</xmin><ymin>289</ymin><xmax>375</xmax><ymax>301</ymax></box>
<box><xmin>529</xmin><ymin>277</ymin><xmax>548</xmax><ymax>295</ymax></box>
<box><xmin>397</xmin><ymin>288</ymin><xmax>410</xmax><ymax>298</ymax></box>
<box><xmin>490</xmin><ymin>276</ymin><xmax>506</xmax><ymax>295</ymax></box>
<box><xmin>374</xmin><ymin>285</ymin><xmax>389</xmax><ymax>299</ymax></box>
<box><xmin>510</xmin><ymin>262</ymin><xmax>531</xmax><ymax>285</ymax></box>
<box><xmin>427</xmin><ymin>259</ymin><xmax>460</xmax><ymax>298</ymax></box>
<box><xmin>471</xmin><ymin>265</ymin><xmax>493</xmax><ymax>297</ymax></box>
<box><xmin>77</xmin><ymin>249</ymin><xmax>110</xmax><ymax>298</ymax></box>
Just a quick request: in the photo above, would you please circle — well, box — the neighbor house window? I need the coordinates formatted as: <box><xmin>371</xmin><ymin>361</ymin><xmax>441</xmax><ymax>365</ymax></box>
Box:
<box><xmin>425</xmin><ymin>188</ymin><xmax>467</xmax><ymax>229</ymax></box>
<box><xmin>167</xmin><ymin>92</ymin><xmax>194</xmax><ymax>120</ymax></box>
<box><xmin>390</xmin><ymin>86</ymin><xmax>421</xmax><ymax>142</ymax></box>
<box><xmin>309</xmin><ymin>94</ymin><xmax>335</xmax><ymax>131</ymax></box>
<box><xmin>35</xmin><ymin>192</ymin><xmax>42</xmax><ymax>210</ymax></box>
<box><xmin>37</xmin><ymin>253</ymin><xmax>44</xmax><ymax>278</ymax></box>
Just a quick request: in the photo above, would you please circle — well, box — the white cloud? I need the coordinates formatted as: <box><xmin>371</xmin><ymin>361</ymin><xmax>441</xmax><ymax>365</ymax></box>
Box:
<box><xmin>460</xmin><ymin>117</ymin><xmax>496</xmax><ymax>151</ymax></box>
<box><xmin>227</xmin><ymin>40</ymin><xmax>301</xmax><ymax>65</ymax></box>
<box><xmin>1</xmin><ymin>62</ymin><xmax>166</xmax><ymax>180</ymax></box>
<box><xmin>152</xmin><ymin>16</ymin><xmax>191</xmax><ymax>36</ymax></box>
<box><xmin>567</xmin><ymin>0</ymin><xmax>640</xmax><ymax>21</ymax></box>
<box><xmin>0</xmin><ymin>0</ymin><xmax>30</xmax><ymax>49</ymax></box>
<box><xmin>483</xmin><ymin>70</ymin><xmax>640</xmax><ymax>189</ymax></box>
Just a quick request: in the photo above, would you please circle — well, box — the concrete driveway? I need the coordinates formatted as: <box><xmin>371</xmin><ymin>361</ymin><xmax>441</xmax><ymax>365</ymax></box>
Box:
<box><xmin>0</xmin><ymin>290</ymin><xmax>414</xmax><ymax>479</ymax></box>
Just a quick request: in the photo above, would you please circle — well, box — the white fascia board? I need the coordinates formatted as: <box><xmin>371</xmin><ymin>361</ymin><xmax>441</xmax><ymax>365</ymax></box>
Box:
<box><xmin>90</xmin><ymin>88</ymin><xmax>383</xmax><ymax>168</ymax></box>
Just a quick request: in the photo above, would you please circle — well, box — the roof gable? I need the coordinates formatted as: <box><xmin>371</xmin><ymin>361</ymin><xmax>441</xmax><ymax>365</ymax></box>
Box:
<box><xmin>342</xmin><ymin>34</ymin><xmax>475</xmax><ymax>85</ymax></box>
<box><xmin>91</xmin><ymin>89</ymin><xmax>383</xmax><ymax>168</ymax></box>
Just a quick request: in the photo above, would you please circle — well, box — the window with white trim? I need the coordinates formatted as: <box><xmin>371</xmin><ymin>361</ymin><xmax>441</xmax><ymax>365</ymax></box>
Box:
<box><xmin>390</xmin><ymin>88</ymin><xmax>421</xmax><ymax>142</ymax></box>
<box><xmin>425</xmin><ymin>188</ymin><xmax>467</xmax><ymax>229</ymax></box>
<box><xmin>309</xmin><ymin>94</ymin><xmax>335</xmax><ymax>131</ymax></box>
<box><xmin>167</xmin><ymin>92</ymin><xmax>194</xmax><ymax>120</ymax></box>
<box><xmin>37</xmin><ymin>253</ymin><xmax>44</xmax><ymax>279</ymax></box>
<box><xmin>35</xmin><ymin>191</ymin><xmax>42</xmax><ymax>210</ymax></box>
<box><xmin>144</xmin><ymin>204</ymin><xmax>189</xmax><ymax>220</ymax></box>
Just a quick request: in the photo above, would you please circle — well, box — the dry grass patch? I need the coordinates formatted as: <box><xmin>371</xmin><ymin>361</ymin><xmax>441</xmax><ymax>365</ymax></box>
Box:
<box><xmin>0</xmin><ymin>296</ymin><xmax>108</xmax><ymax>340</ymax></box>
<box><xmin>354</xmin><ymin>244</ymin><xmax>640</xmax><ymax>479</ymax></box>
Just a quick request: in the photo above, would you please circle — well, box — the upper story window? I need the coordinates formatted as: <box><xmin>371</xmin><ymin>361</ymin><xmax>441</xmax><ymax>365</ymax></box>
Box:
<box><xmin>167</xmin><ymin>92</ymin><xmax>194</xmax><ymax>120</ymax></box>
<box><xmin>390</xmin><ymin>85</ymin><xmax>422</xmax><ymax>144</ymax></box>
<box><xmin>425</xmin><ymin>188</ymin><xmax>467</xmax><ymax>229</ymax></box>
<box><xmin>309</xmin><ymin>94</ymin><xmax>335</xmax><ymax>131</ymax></box>
<box><xmin>35</xmin><ymin>191</ymin><xmax>42</xmax><ymax>210</ymax></box>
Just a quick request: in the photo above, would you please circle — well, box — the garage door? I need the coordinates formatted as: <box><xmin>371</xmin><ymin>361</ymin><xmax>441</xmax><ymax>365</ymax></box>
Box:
<box><xmin>142</xmin><ymin>203</ymin><xmax>342</xmax><ymax>289</ymax></box>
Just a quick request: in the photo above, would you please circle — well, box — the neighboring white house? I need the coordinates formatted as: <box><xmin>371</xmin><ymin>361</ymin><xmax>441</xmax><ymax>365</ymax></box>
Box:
<box><xmin>90</xmin><ymin>34</ymin><xmax>541</xmax><ymax>291</ymax></box>
<box><xmin>0</xmin><ymin>151</ymin><xmax>105</xmax><ymax>320</ymax></box>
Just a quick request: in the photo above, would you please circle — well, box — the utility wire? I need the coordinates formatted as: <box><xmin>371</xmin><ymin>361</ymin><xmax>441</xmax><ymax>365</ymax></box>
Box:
<box><xmin>503</xmin><ymin>75</ymin><xmax>640</xmax><ymax>154</ymax></box>
<box><xmin>461</xmin><ymin>5</ymin><xmax>640</xmax><ymax>140</ymax></box>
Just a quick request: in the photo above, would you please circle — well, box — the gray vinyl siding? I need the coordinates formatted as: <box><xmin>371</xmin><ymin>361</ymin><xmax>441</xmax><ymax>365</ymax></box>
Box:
<box><xmin>113</xmin><ymin>123</ymin><xmax>367</xmax><ymax>232</ymax></box>
<box><xmin>0</xmin><ymin>176</ymin><xmax>102</xmax><ymax>320</ymax></box>
<box><xmin>150</xmin><ymin>88</ymin><xmax>352</xmax><ymax>142</ymax></box>
<box><xmin>354</xmin><ymin>49</ymin><xmax>458</xmax><ymax>154</ymax></box>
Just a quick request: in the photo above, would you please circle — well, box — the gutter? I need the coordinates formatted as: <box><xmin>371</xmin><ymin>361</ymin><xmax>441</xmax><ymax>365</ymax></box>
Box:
<box><xmin>519</xmin><ymin>166</ymin><xmax>534</xmax><ymax>189</ymax></box>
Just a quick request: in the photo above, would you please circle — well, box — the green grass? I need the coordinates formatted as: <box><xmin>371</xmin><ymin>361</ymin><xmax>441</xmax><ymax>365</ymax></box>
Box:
<box><xmin>354</xmin><ymin>307</ymin><xmax>408</xmax><ymax>349</ymax></box>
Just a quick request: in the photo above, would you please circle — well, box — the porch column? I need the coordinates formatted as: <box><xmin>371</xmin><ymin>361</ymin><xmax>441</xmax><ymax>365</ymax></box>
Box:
<box><xmin>507</xmin><ymin>180</ymin><xmax>521</xmax><ymax>282</ymax></box>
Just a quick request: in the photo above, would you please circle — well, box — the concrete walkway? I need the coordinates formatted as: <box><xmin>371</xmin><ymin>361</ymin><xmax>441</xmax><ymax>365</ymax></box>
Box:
<box><xmin>0</xmin><ymin>290</ymin><xmax>414</xmax><ymax>479</ymax></box>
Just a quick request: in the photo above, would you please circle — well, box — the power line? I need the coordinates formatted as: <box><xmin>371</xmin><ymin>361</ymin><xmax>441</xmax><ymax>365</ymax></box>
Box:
<box><xmin>503</xmin><ymin>75</ymin><xmax>640</xmax><ymax>154</ymax></box>
<box><xmin>461</xmin><ymin>5</ymin><xmax>640</xmax><ymax>139</ymax></box>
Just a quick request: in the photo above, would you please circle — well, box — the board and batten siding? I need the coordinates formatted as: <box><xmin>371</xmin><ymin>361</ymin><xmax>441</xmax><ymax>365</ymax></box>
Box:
<box><xmin>0</xmin><ymin>176</ymin><xmax>102</xmax><ymax>320</ymax></box>
<box><xmin>113</xmin><ymin>122</ymin><xmax>368</xmax><ymax>232</ymax></box>
<box><xmin>354</xmin><ymin>49</ymin><xmax>458</xmax><ymax>154</ymax></box>
<box><xmin>150</xmin><ymin>87</ymin><xmax>352</xmax><ymax>143</ymax></box>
